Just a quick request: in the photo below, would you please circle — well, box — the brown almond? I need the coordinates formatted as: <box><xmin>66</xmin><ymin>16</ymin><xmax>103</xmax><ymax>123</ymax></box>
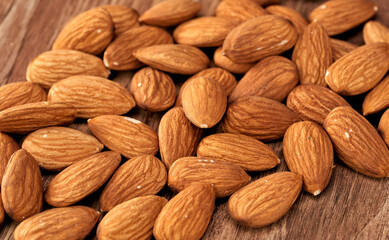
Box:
<box><xmin>292</xmin><ymin>22</ymin><xmax>332</xmax><ymax>86</ymax></box>
<box><xmin>99</xmin><ymin>155</ymin><xmax>167</xmax><ymax>212</ymax></box>
<box><xmin>229</xmin><ymin>56</ymin><xmax>298</xmax><ymax>103</ymax></box>
<box><xmin>223</xmin><ymin>15</ymin><xmax>298</xmax><ymax>63</ymax></box>
<box><xmin>103</xmin><ymin>5</ymin><xmax>139</xmax><ymax>36</ymax></box>
<box><xmin>103</xmin><ymin>26</ymin><xmax>173</xmax><ymax>71</ymax></box>
<box><xmin>287</xmin><ymin>84</ymin><xmax>350</xmax><ymax>125</ymax></box>
<box><xmin>53</xmin><ymin>8</ymin><xmax>113</xmax><ymax>55</ymax></box>
<box><xmin>197</xmin><ymin>133</ymin><xmax>279</xmax><ymax>171</ymax></box>
<box><xmin>48</xmin><ymin>75</ymin><xmax>135</xmax><ymax>118</ymax></box>
<box><xmin>363</xmin><ymin>75</ymin><xmax>389</xmax><ymax>115</ymax></box>
<box><xmin>228</xmin><ymin>172</ymin><xmax>302</xmax><ymax>227</ymax></box>
<box><xmin>158</xmin><ymin>107</ymin><xmax>202</xmax><ymax>169</ymax></box>
<box><xmin>213</xmin><ymin>47</ymin><xmax>255</xmax><ymax>74</ymax></box>
<box><xmin>325</xmin><ymin>43</ymin><xmax>389</xmax><ymax>95</ymax></box>
<box><xmin>139</xmin><ymin>0</ymin><xmax>201</xmax><ymax>27</ymax></box>
<box><xmin>378</xmin><ymin>109</ymin><xmax>389</xmax><ymax>147</ymax></box>
<box><xmin>26</xmin><ymin>49</ymin><xmax>110</xmax><ymax>88</ymax></box>
<box><xmin>153</xmin><ymin>183</ymin><xmax>215</xmax><ymax>240</ymax></box>
<box><xmin>323</xmin><ymin>106</ymin><xmax>389</xmax><ymax>178</ymax></box>
<box><xmin>0</xmin><ymin>82</ymin><xmax>46</xmax><ymax>112</ymax></box>
<box><xmin>97</xmin><ymin>195</ymin><xmax>167</xmax><ymax>240</ymax></box>
<box><xmin>283</xmin><ymin>121</ymin><xmax>334</xmax><ymax>196</ymax></box>
<box><xmin>14</xmin><ymin>206</ymin><xmax>100</xmax><ymax>240</ymax></box>
<box><xmin>0</xmin><ymin>132</ymin><xmax>20</xmax><ymax>185</ymax></box>
<box><xmin>223</xmin><ymin>96</ymin><xmax>301</xmax><ymax>141</ymax></box>
<box><xmin>130</xmin><ymin>67</ymin><xmax>175</xmax><ymax>112</ymax></box>
<box><xmin>330</xmin><ymin>38</ymin><xmax>358</xmax><ymax>61</ymax></box>
<box><xmin>266</xmin><ymin>5</ymin><xmax>308</xmax><ymax>35</ymax></box>
<box><xmin>215</xmin><ymin>0</ymin><xmax>267</xmax><ymax>23</ymax></box>
<box><xmin>2</xmin><ymin>149</ymin><xmax>42</xmax><ymax>222</ymax></box>
<box><xmin>363</xmin><ymin>20</ymin><xmax>389</xmax><ymax>45</ymax></box>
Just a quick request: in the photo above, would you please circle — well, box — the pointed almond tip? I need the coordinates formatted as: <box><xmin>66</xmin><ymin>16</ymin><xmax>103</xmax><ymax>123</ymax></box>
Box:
<box><xmin>277</xmin><ymin>158</ymin><xmax>281</xmax><ymax>164</ymax></box>
<box><xmin>313</xmin><ymin>190</ymin><xmax>321</xmax><ymax>196</ymax></box>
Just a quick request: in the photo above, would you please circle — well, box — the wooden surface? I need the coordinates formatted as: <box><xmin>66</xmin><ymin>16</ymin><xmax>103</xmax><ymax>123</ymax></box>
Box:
<box><xmin>0</xmin><ymin>0</ymin><xmax>388</xmax><ymax>239</ymax></box>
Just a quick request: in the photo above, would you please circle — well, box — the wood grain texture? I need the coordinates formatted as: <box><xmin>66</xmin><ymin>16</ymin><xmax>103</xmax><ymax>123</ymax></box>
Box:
<box><xmin>0</xmin><ymin>0</ymin><xmax>388</xmax><ymax>239</ymax></box>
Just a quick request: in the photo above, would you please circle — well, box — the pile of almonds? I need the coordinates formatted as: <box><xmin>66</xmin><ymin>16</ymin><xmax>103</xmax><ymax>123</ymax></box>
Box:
<box><xmin>0</xmin><ymin>0</ymin><xmax>388</xmax><ymax>239</ymax></box>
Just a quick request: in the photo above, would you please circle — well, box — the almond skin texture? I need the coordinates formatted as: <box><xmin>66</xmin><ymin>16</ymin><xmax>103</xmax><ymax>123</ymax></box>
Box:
<box><xmin>103</xmin><ymin>26</ymin><xmax>173</xmax><ymax>71</ymax></box>
<box><xmin>103</xmin><ymin>5</ymin><xmax>139</xmax><ymax>36</ymax></box>
<box><xmin>215</xmin><ymin>0</ymin><xmax>267</xmax><ymax>23</ymax></box>
<box><xmin>53</xmin><ymin>7</ymin><xmax>113</xmax><ymax>55</ymax></box>
<box><xmin>0</xmin><ymin>82</ymin><xmax>46</xmax><ymax>111</ymax></box>
<box><xmin>97</xmin><ymin>195</ymin><xmax>167</xmax><ymax>240</ymax></box>
<box><xmin>323</xmin><ymin>106</ymin><xmax>389</xmax><ymax>178</ymax></box>
<box><xmin>159</xmin><ymin>107</ymin><xmax>202</xmax><ymax>169</ymax></box>
<box><xmin>99</xmin><ymin>155</ymin><xmax>167</xmax><ymax>212</ymax></box>
<box><xmin>287</xmin><ymin>84</ymin><xmax>350</xmax><ymax>125</ymax></box>
<box><xmin>223</xmin><ymin>96</ymin><xmax>301</xmax><ymax>141</ymax></box>
<box><xmin>330</xmin><ymin>38</ymin><xmax>358</xmax><ymax>61</ymax></box>
<box><xmin>308</xmin><ymin>0</ymin><xmax>378</xmax><ymax>36</ymax></box>
<box><xmin>26</xmin><ymin>49</ymin><xmax>110</xmax><ymax>88</ymax></box>
<box><xmin>153</xmin><ymin>183</ymin><xmax>215</xmax><ymax>240</ymax></box>
<box><xmin>13</xmin><ymin>206</ymin><xmax>100</xmax><ymax>240</ymax></box>
<box><xmin>197</xmin><ymin>133</ymin><xmax>279</xmax><ymax>171</ymax></box>
<box><xmin>1</xmin><ymin>149</ymin><xmax>42</xmax><ymax>222</ymax></box>
<box><xmin>139</xmin><ymin>0</ymin><xmax>201</xmax><ymax>27</ymax></box>
<box><xmin>325</xmin><ymin>43</ymin><xmax>389</xmax><ymax>95</ymax></box>
<box><xmin>134</xmin><ymin>44</ymin><xmax>209</xmax><ymax>75</ymax></box>
<box><xmin>228</xmin><ymin>56</ymin><xmax>298</xmax><ymax>103</ymax></box>
<box><xmin>0</xmin><ymin>102</ymin><xmax>76</xmax><ymax>134</ymax></box>
<box><xmin>48</xmin><ymin>75</ymin><xmax>135</xmax><ymax>118</ymax></box>
<box><xmin>182</xmin><ymin>76</ymin><xmax>227</xmax><ymax>128</ymax></box>
<box><xmin>173</xmin><ymin>16</ymin><xmax>240</xmax><ymax>47</ymax></box>
<box><xmin>266</xmin><ymin>5</ymin><xmax>308</xmax><ymax>35</ymax></box>
<box><xmin>130</xmin><ymin>67</ymin><xmax>176</xmax><ymax>112</ymax></box>
<box><xmin>283</xmin><ymin>121</ymin><xmax>333</xmax><ymax>196</ymax></box>
<box><xmin>88</xmin><ymin>115</ymin><xmax>158</xmax><ymax>159</ymax></box>
<box><xmin>363</xmin><ymin>21</ymin><xmax>389</xmax><ymax>44</ymax></box>
<box><xmin>223</xmin><ymin>15</ymin><xmax>298</xmax><ymax>63</ymax></box>
<box><xmin>213</xmin><ymin>47</ymin><xmax>254</xmax><ymax>74</ymax></box>
<box><xmin>45</xmin><ymin>151</ymin><xmax>120</xmax><ymax>207</ymax></box>
<box><xmin>363</xmin><ymin>75</ymin><xmax>389</xmax><ymax>115</ymax></box>
<box><xmin>192</xmin><ymin>67</ymin><xmax>237</xmax><ymax>96</ymax></box>
<box><xmin>0</xmin><ymin>132</ymin><xmax>19</xmax><ymax>185</ymax></box>
<box><xmin>378</xmin><ymin>109</ymin><xmax>389</xmax><ymax>147</ymax></box>
<box><xmin>169</xmin><ymin>157</ymin><xmax>250</xmax><ymax>198</ymax></box>
<box><xmin>228</xmin><ymin>172</ymin><xmax>302</xmax><ymax>227</ymax></box>
<box><xmin>292</xmin><ymin>22</ymin><xmax>332</xmax><ymax>86</ymax></box>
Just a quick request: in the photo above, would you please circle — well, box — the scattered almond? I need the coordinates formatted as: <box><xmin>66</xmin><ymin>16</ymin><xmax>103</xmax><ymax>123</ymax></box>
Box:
<box><xmin>0</xmin><ymin>82</ymin><xmax>46</xmax><ymax>112</ymax></box>
<box><xmin>266</xmin><ymin>5</ymin><xmax>308</xmax><ymax>35</ymax></box>
<box><xmin>215</xmin><ymin>0</ymin><xmax>267</xmax><ymax>23</ymax></box>
<box><xmin>363</xmin><ymin>75</ymin><xmax>389</xmax><ymax>115</ymax></box>
<box><xmin>103</xmin><ymin>5</ymin><xmax>139</xmax><ymax>36</ymax></box>
<box><xmin>0</xmin><ymin>132</ymin><xmax>19</xmax><ymax>185</ymax></box>
<box><xmin>378</xmin><ymin>109</ymin><xmax>389</xmax><ymax>147</ymax></box>
<box><xmin>329</xmin><ymin>38</ymin><xmax>358</xmax><ymax>61</ymax></box>
<box><xmin>363</xmin><ymin>20</ymin><xmax>389</xmax><ymax>45</ymax></box>
<box><xmin>213</xmin><ymin>47</ymin><xmax>255</xmax><ymax>74</ymax></box>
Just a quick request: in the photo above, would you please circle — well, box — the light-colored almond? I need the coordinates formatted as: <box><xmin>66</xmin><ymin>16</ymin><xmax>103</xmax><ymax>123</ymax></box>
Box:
<box><xmin>363</xmin><ymin>75</ymin><xmax>389</xmax><ymax>115</ymax></box>
<box><xmin>0</xmin><ymin>132</ymin><xmax>19</xmax><ymax>185</ymax></box>
<box><xmin>215</xmin><ymin>0</ymin><xmax>267</xmax><ymax>23</ymax></box>
<box><xmin>266</xmin><ymin>5</ymin><xmax>308</xmax><ymax>35</ymax></box>
<box><xmin>378</xmin><ymin>109</ymin><xmax>389</xmax><ymax>147</ymax></box>
<box><xmin>0</xmin><ymin>82</ymin><xmax>46</xmax><ymax>112</ymax></box>
<box><xmin>363</xmin><ymin>20</ymin><xmax>389</xmax><ymax>45</ymax></box>
<box><xmin>103</xmin><ymin>5</ymin><xmax>139</xmax><ymax>36</ymax></box>
<box><xmin>330</xmin><ymin>38</ymin><xmax>358</xmax><ymax>61</ymax></box>
<box><xmin>213</xmin><ymin>47</ymin><xmax>254</xmax><ymax>74</ymax></box>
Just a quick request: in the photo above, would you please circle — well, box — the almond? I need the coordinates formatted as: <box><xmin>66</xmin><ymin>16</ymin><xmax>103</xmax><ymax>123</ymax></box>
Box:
<box><xmin>181</xmin><ymin>76</ymin><xmax>227</xmax><ymax>128</ymax></box>
<box><xmin>215</xmin><ymin>0</ymin><xmax>267</xmax><ymax>23</ymax></box>
<box><xmin>323</xmin><ymin>106</ymin><xmax>389</xmax><ymax>178</ymax></box>
<box><xmin>228</xmin><ymin>172</ymin><xmax>302</xmax><ymax>227</ymax></box>
<box><xmin>228</xmin><ymin>56</ymin><xmax>298</xmax><ymax>103</ymax></box>
<box><xmin>139</xmin><ymin>0</ymin><xmax>201</xmax><ymax>27</ymax></box>
<box><xmin>53</xmin><ymin>7</ymin><xmax>113</xmax><ymax>55</ymax></box>
<box><xmin>363</xmin><ymin>75</ymin><xmax>389</xmax><ymax>115</ymax></box>
<box><xmin>283</xmin><ymin>121</ymin><xmax>333</xmax><ymax>196</ymax></box>
<box><xmin>223</xmin><ymin>15</ymin><xmax>298</xmax><ymax>63</ymax></box>
<box><xmin>134</xmin><ymin>44</ymin><xmax>210</xmax><ymax>75</ymax></box>
<box><xmin>292</xmin><ymin>22</ymin><xmax>332</xmax><ymax>86</ymax></box>
<box><xmin>2</xmin><ymin>149</ymin><xmax>42</xmax><ymax>222</ymax></box>
<box><xmin>103</xmin><ymin>5</ymin><xmax>139</xmax><ymax>36</ymax></box>
<box><xmin>168</xmin><ymin>157</ymin><xmax>250</xmax><ymax>198</ymax></box>
<box><xmin>45</xmin><ymin>151</ymin><xmax>121</xmax><ymax>207</ymax></box>
<box><xmin>213</xmin><ymin>47</ymin><xmax>255</xmax><ymax>74</ymax></box>
<box><xmin>378</xmin><ymin>109</ymin><xmax>389</xmax><ymax>147</ymax></box>
<box><xmin>48</xmin><ymin>75</ymin><xmax>135</xmax><ymax>118</ymax></box>
<box><xmin>0</xmin><ymin>132</ymin><xmax>19</xmax><ymax>185</ymax></box>
<box><xmin>103</xmin><ymin>26</ymin><xmax>173</xmax><ymax>71</ymax></box>
<box><xmin>153</xmin><ymin>183</ymin><xmax>215</xmax><ymax>240</ymax></box>
<box><xmin>287</xmin><ymin>84</ymin><xmax>350</xmax><ymax>125</ymax></box>
<box><xmin>325</xmin><ymin>43</ymin><xmax>389</xmax><ymax>95</ymax></box>
<box><xmin>0</xmin><ymin>82</ymin><xmax>46</xmax><ymax>111</ymax></box>
<box><xmin>26</xmin><ymin>49</ymin><xmax>110</xmax><ymax>88</ymax></box>
<box><xmin>266</xmin><ymin>5</ymin><xmax>308</xmax><ymax>35</ymax></box>
<box><xmin>363</xmin><ymin>20</ymin><xmax>389</xmax><ymax>45</ymax></box>
<box><xmin>308</xmin><ymin>0</ymin><xmax>378</xmax><ymax>36</ymax></box>
<box><xmin>13</xmin><ymin>206</ymin><xmax>100</xmax><ymax>240</ymax></box>
<box><xmin>159</xmin><ymin>107</ymin><xmax>202</xmax><ymax>169</ymax></box>
<box><xmin>99</xmin><ymin>155</ymin><xmax>167</xmax><ymax>212</ymax></box>
<box><xmin>0</xmin><ymin>102</ymin><xmax>76</xmax><ymax>134</ymax></box>
<box><xmin>130</xmin><ymin>67</ymin><xmax>175</xmax><ymax>112</ymax></box>
<box><xmin>97</xmin><ymin>195</ymin><xmax>167</xmax><ymax>240</ymax></box>
<box><xmin>88</xmin><ymin>115</ymin><xmax>158</xmax><ymax>158</ymax></box>
<box><xmin>197</xmin><ymin>133</ymin><xmax>279</xmax><ymax>171</ymax></box>
<box><xmin>330</xmin><ymin>38</ymin><xmax>358</xmax><ymax>61</ymax></box>
<box><xmin>222</xmin><ymin>96</ymin><xmax>301</xmax><ymax>141</ymax></box>
<box><xmin>173</xmin><ymin>16</ymin><xmax>240</xmax><ymax>47</ymax></box>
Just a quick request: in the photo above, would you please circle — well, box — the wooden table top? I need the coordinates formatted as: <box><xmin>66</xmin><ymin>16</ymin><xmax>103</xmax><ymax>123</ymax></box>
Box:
<box><xmin>0</xmin><ymin>0</ymin><xmax>388</xmax><ymax>239</ymax></box>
